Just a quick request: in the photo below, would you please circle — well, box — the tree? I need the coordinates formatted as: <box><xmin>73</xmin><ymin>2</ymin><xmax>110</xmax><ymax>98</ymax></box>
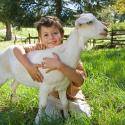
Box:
<box><xmin>55</xmin><ymin>0</ymin><xmax>62</xmax><ymax>19</ymax></box>
<box><xmin>113</xmin><ymin>0</ymin><xmax>125</xmax><ymax>14</ymax></box>
<box><xmin>0</xmin><ymin>0</ymin><xmax>24</xmax><ymax>40</ymax></box>
<box><xmin>0</xmin><ymin>0</ymin><xmax>118</xmax><ymax>38</ymax></box>
<box><xmin>19</xmin><ymin>0</ymin><xmax>76</xmax><ymax>26</ymax></box>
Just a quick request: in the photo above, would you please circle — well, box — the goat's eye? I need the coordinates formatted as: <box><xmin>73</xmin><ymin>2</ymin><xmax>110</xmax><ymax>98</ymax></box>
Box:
<box><xmin>87</xmin><ymin>21</ymin><xmax>93</xmax><ymax>24</ymax></box>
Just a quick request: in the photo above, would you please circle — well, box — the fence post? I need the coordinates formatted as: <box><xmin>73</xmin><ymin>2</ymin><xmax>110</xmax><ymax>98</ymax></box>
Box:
<box><xmin>28</xmin><ymin>33</ymin><xmax>31</xmax><ymax>44</ymax></box>
<box><xmin>14</xmin><ymin>35</ymin><xmax>17</xmax><ymax>44</ymax></box>
<box><xmin>93</xmin><ymin>39</ymin><xmax>96</xmax><ymax>47</ymax></box>
<box><xmin>110</xmin><ymin>29</ymin><xmax>114</xmax><ymax>46</ymax></box>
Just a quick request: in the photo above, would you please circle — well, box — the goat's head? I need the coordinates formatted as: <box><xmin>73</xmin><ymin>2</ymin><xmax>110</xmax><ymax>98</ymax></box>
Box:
<box><xmin>75</xmin><ymin>13</ymin><xmax>108</xmax><ymax>48</ymax></box>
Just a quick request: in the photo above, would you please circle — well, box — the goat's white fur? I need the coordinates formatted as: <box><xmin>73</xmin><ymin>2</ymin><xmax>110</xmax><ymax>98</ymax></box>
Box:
<box><xmin>0</xmin><ymin>13</ymin><xmax>107</xmax><ymax>124</ymax></box>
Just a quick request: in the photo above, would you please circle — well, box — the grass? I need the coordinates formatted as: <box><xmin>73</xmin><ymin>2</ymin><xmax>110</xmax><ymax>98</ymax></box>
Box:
<box><xmin>81</xmin><ymin>48</ymin><xmax>125</xmax><ymax>125</ymax></box>
<box><xmin>0</xmin><ymin>41</ymin><xmax>125</xmax><ymax>124</ymax></box>
<box><xmin>12</xmin><ymin>27</ymin><xmax>73</xmax><ymax>38</ymax></box>
<box><xmin>0</xmin><ymin>26</ymin><xmax>73</xmax><ymax>44</ymax></box>
<box><xmin>0</xmin><ymin>22</ymin><xmax>5</xmax><ymax>29</ymax></box>
<box><xmin>0</xmin><ymin>81</ymin><xmax>90</xmax><ymax>125</ymax></box>
<box><xmin>13</xmin><ymin>28</ymin><xmax>37</xmax><ymax>37</ymax></box>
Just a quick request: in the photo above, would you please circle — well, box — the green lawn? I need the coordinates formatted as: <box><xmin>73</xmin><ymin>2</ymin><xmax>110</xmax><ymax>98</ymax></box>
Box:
<box><xmin>0</xmin><ymin>22</ymin><xmax>5</xmax><ymax>29</ymax></box>
<box><xmin>0</xmin><ymin>42</ymin><xmax>125</xmax><ymax>124</ymax></box>
<box><xmin>12</xmin><ymin>27</ymin><xmax>73</xmax><ymax>37</ymax></box>
<box><xmin>81</xmin><ymin>48</ymin><xmax>125</xmax><ymax>125</ymax></box>
<box><xmin>0</xmin><ymin>26</ymin><xmax>73</xmax><ymax>45</ymax></box>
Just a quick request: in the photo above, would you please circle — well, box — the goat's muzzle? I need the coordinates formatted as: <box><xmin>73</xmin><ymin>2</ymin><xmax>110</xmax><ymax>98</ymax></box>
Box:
<box><xmin>100</xmin><ymin>28</ymin><xmax>108</xmax><ymax>37</ymax></box>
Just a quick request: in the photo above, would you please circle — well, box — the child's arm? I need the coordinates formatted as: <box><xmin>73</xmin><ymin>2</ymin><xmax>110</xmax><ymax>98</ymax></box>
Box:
<box><xmin>13</xmin><ymin>46</ymin><xmax>43</xmax><ymax>82</ymax></box>
<box><xmin>49</xmin><ymin>62</ymin><xmax>86</xmax><ymax>100</ymax></box>
<box><xmin>59</xmin><ymin>62</ymin><xmax>86</xmax><ymax>87</ymax></box>
<box><xmin>42</xmin><ymin>53</ymin><xmax>85</xmax><ymax>87</ymax></box>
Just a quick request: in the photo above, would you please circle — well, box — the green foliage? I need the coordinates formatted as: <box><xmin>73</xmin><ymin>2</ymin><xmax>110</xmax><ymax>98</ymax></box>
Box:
<box><xmin>0</xmin><ymin>22</ymin><xmax>5</xmax><ymax>29</ymax></box>
<box><xmin>97</xmin><ymin>6</ymin><xmax>115</xmax><ymax>24</ymax></box>
<box><xmin>0</xmin><ymin>0</ymin><xmax>24</xmax><ymax>24</ymax></box>
<box><xmin>113</xmin><ymin>0</ymin><xmax>125</xmax><ymax>14</ymax></box>
<box><xmin>112</xmin><ymin>22</ymin><xmax>125</xmax><ymax>30</ymax></box>
<box><xmin>0</xmin><ymin>0</ymin><xmax>118</xmax><ymax>27</ymax></box>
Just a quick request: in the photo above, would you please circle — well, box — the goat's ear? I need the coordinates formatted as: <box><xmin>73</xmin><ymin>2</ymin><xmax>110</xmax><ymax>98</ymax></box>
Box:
<box><xmin>75</xmin><ymin>17</ymin><xmax>87</xmax><ymax>26</ymax></box>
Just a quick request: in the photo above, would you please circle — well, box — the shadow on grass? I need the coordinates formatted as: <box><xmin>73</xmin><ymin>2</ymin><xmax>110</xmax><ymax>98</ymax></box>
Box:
<box><xmin>0</xmin><ymin>103</ymin><xmax>37</xmax><ymax>125</ymax></box>
<box><xmin>0</xmin><ymin>103</ymin><xmax>91</xmax><ymax>125</ymax></box>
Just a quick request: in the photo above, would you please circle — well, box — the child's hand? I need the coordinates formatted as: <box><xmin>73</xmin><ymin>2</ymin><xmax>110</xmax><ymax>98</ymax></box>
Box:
<box><xmin>42</xmin><ymin>53</ymin><xmax>62</xmax><ymax>71</ymax></box>
<box><xmin>27</xmin><ymin>63</ymin><xmax>43</xmax><ymax>82</ymax></box>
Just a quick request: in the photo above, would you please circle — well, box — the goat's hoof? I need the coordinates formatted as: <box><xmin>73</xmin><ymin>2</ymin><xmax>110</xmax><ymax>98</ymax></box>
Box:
<box><xmin>35</xmin><ymin>115</ymin><xmax>40</xmax><ymax>125</ymax></box>
<box><xmin>63</xmin><ymin>111</ymin><xmax>69</xmax><ymax>119</ymax></box>
<box><xmin>10</xmin><ymin>94</ymin><xmax>19</xmax><ymax>102</ymax></box>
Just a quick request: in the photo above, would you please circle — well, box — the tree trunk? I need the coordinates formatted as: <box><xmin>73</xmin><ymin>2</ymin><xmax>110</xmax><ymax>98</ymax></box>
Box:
<box><xmin>5</xmin><ymin>22</ymin><xmax>12</xmax><ymax>41</ymax></box>
<box><xmin>55</xmin><ymin>0</ymin><xmax>62</xmax><ymax>19</ymax></box>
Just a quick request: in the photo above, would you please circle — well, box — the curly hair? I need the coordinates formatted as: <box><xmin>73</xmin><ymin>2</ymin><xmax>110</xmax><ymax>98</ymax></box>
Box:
<box><xmin>35</xmin><ymin>16</ymin><xmax>64</xmax><ymax>37</ymax></box>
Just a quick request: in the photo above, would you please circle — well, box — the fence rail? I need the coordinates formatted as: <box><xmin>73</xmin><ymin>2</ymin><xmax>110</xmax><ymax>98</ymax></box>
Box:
<box><xmin>90</xmin><ymin>29</ymin><xmax>125</xmax><ymax>48</ymax></box>
<box><xmin>14</xmin><ymin>29</ymin><xmax>125</xmax><ymax>48</ymax></box>
<box><xmin>14</xmin><ymin>34</ymin><xmax>69</xmax><ymax>44</ymax></box>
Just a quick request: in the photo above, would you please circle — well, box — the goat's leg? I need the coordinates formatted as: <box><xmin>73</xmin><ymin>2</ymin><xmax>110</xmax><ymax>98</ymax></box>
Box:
<box><xmin>10</xmin><ymin>79</ymin><xmax>19</xmax><ymax>100</ymax></box>
<box><xmin>35</xmin><ymin>84</ymin><xmax>52</xmax><ymax>124</ymax></box>
<box><xmin>58</xmin><ymin>90</ymin><xmax>69</xmax><ymax>118</ymax></box>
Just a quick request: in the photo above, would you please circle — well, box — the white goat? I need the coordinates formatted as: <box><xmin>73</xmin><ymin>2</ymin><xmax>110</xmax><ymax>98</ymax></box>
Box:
<box><xmin>0</xmin><ymin>13</ymin><xmax>107</xmax><ymax>124</ymax></box>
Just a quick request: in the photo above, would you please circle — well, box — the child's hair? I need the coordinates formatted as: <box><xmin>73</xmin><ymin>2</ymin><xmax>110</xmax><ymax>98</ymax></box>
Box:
<box><xmin>35</xmin><ymin>16</ymin><xmax>64</xmax><ymax>36</ymax></box>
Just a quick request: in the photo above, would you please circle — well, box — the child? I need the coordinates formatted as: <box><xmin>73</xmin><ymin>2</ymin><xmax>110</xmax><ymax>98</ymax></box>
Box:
<box><xmin>13</xmin><ymin>16</ymin><xmax>91</xmax><ymax>118</ymax></box>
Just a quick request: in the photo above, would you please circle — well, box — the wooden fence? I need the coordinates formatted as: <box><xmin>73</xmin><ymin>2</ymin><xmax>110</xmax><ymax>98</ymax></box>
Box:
<box><xmin>14</xmin><ymin>34</ymin><xmax>69</xmax><ymax>44</ymax></box>
<box><xmin>110</xmin><ymin>29</ymin><xmax>125</xmax><ymax>46</ymax></box>
<box><xmin>14</xmin><ymin>29</ymin><xmax>125</xmax><ymax>48</ymax></box>
<box><xmin>88</xmin><ymin>29</ymin><xmax>125</xmax><ymax>48</ymax></box>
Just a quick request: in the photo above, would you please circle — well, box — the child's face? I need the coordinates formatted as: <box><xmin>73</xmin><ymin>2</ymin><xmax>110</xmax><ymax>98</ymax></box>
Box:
<box><xmin>39</xmin><ymin>25</ymin><xmax>63</xmax><ymax>48</ymax></box>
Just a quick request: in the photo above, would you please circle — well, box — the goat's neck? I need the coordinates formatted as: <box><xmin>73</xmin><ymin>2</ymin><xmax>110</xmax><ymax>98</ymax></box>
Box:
<box><xmin>62</xmin><ymin>29</ymin><xmax>83</xmax><ymax>68</ymax></box>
